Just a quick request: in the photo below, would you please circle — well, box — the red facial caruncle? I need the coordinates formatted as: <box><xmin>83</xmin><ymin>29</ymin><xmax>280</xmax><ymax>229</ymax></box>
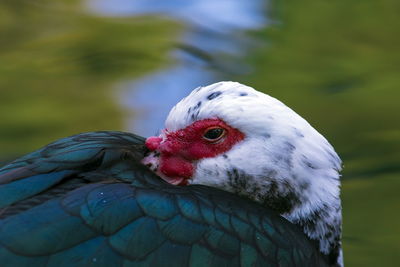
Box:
<box><xmin>145</xmin><ymin>118</ymin><xmax>245</xmax><ymax>186</ymax></box>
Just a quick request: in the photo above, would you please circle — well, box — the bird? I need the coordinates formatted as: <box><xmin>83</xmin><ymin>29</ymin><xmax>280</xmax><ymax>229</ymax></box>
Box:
<box><xmin>0</xmin><ymin>81</ymin><xmax>342</xmax><ymax>267</ymax></box>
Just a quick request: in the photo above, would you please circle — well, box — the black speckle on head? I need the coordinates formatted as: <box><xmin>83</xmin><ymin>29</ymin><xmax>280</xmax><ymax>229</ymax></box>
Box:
<box><xmin>187</xmin><ymin>101</ymin><xmax>202</xmax><ymax>122</ymax></box>
<box><xmin>306</xmin><ymin>161</ymin><xmax>317</xmax><ymax>169</ymax></box>
<box><xmin>193</xmin><ymin>110</ymin><xmax>200</xmax><ymax>121</ymax></box>
<box><xmin>207</xmin><ymin>91</ymin><xmax>222</xmax><ymax>100</ymax></box>
<box><xmin>284</xmin><ymin>141</ymin><xmax>296</xmax><ymax>153</ymax></box>
<box><xmin>222</xmin><ymin>154</ymin><xmax>228</xmax><ymax>159</ymax></box>
<box><xmin>239</xmin><ymin>92</ymin><xmax>248</xmax><ymax>96</ymax></box>
<box><xmin>302</xmin><ymin>155</ymin><xmax>317</xmax><ymax>169</ymax></box>
<box><xmin>204</xmin><ymin>169</ymin><xmax>213</xmax><ymax>176</ymax></box>
<box><xmin>275</xmin><ymin>141</ymin><xmax>295</xmax><ymax>169</ymax></box>
<box><xmin>300</xmin><ymin>181</ymin><xmax>310</xmax><ymax>190</ymax></box>
<box><xmin>293</xmin><ymin>127</ymin><xmax>305</xmax><ymax>138</ymax></box>
<box><xmin>263</xmin><ymin>133</ymin><xmax>271</xmax><ymax>139</ymax></box>
<box><xmin>325</xmin><ymin>231</ymin><xmax>333</xmax><ymax>239</ymax></box>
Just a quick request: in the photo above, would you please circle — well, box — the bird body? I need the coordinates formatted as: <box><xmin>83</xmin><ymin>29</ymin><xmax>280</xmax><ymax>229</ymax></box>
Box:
<box><xmin>0</xmin><ymin>82</ymin><xmax>342</xmax><ymax>266</ymax></box>
<box><xmin>0</xmin><ymin>132</ymin><xmax>328</xmax><ymax>266</ymax></box>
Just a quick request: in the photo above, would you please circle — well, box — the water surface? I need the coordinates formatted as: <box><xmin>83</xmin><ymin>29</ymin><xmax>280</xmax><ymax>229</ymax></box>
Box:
<box><xmin>88</xmin><ymin>0</ymin><xmax>266</xmax><ymax>136</ymax></box>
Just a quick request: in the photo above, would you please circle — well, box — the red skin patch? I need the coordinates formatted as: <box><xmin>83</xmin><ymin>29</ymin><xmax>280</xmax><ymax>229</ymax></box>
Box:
<box><xmin>145</xmin><ymin>118</ymin><xmax>245</xmax><ymax>185</ymax></box>
<box><xmin>145</xmin><ymin>136</ymin><xmax>162</xmax><ymax>151</ymax></box>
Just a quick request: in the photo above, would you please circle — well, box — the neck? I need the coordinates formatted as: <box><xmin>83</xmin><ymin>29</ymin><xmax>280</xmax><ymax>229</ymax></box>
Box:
<box><xmin>195</xmin><ymin>160</ymin><xmax>343</xmax><ymax>266</ymax></box>
<box><xmin>284</xmin><ymin>191</ymin><xmax>343</xmax><ymax>267</ymax></box>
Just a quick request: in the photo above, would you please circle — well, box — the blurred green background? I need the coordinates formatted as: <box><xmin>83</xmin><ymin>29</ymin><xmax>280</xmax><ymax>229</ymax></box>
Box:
<box><xmin>0</xmin><ymin>0</ymin><xmax>399</xmax><ymax>266</ymax></box>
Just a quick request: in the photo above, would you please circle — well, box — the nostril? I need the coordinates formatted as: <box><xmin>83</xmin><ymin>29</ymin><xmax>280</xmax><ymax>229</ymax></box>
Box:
<box><xmin>145</xmin><ymin>136</ymin><xmax>162</xmax><ymax>151</ymax></box>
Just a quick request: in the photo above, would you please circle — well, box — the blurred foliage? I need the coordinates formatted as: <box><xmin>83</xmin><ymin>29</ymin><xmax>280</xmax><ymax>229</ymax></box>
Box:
<box><xmin>240</xmin><ymin>1</ymin><xmax>400</xmax><ymax>266</ymax></box>
<box><xmin>242</xmin><ymin>0</ymin><xmax>400</xmax><ymax>178</ymax></box>
<box><xmin>342</xmin><ymin>174</ymin><xmax>400</xmax><ymax>267</ymax></box>
<box><xmin>0</xmin><ymin>0</ymin><xmax>180</xmax><ymax>159</ymax></box>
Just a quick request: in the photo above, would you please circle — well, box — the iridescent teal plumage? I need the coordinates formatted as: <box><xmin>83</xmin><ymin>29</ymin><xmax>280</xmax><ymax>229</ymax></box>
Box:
<box><xmin>0</xmin><ymin>131</ymin><xmax>328</xmax><ymax>266</ymax></box>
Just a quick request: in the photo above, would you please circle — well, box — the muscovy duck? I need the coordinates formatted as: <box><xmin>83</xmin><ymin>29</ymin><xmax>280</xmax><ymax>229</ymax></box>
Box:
<box><xmin>0</xmin><ymin>82</ymin><xmax>342</xmax><ymax>266</ymax></box>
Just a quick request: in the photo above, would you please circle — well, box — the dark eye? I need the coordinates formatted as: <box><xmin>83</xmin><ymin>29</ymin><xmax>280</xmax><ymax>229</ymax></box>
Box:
<box><xmin>203</xmin><ymin>127</ymin><xmax>226</xmax><ymax>142</ymax></box>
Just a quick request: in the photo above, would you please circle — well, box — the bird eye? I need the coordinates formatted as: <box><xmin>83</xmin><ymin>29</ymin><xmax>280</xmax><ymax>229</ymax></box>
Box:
<box><xmin>203</xmin><ymin>127</ymin><xmax>226</xmax><ymax>142</ymax></box>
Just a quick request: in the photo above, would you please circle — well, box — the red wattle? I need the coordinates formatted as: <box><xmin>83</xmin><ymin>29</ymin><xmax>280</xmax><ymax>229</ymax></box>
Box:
<box><xmin>145</xmin><ymin>136</ymin><xmax>162</xmax><ymax>151</ymax></box>
<box><xmin>160</xmin><ymin>156</ymin><xmax>194</xmax><ymax>179</ymax></box>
